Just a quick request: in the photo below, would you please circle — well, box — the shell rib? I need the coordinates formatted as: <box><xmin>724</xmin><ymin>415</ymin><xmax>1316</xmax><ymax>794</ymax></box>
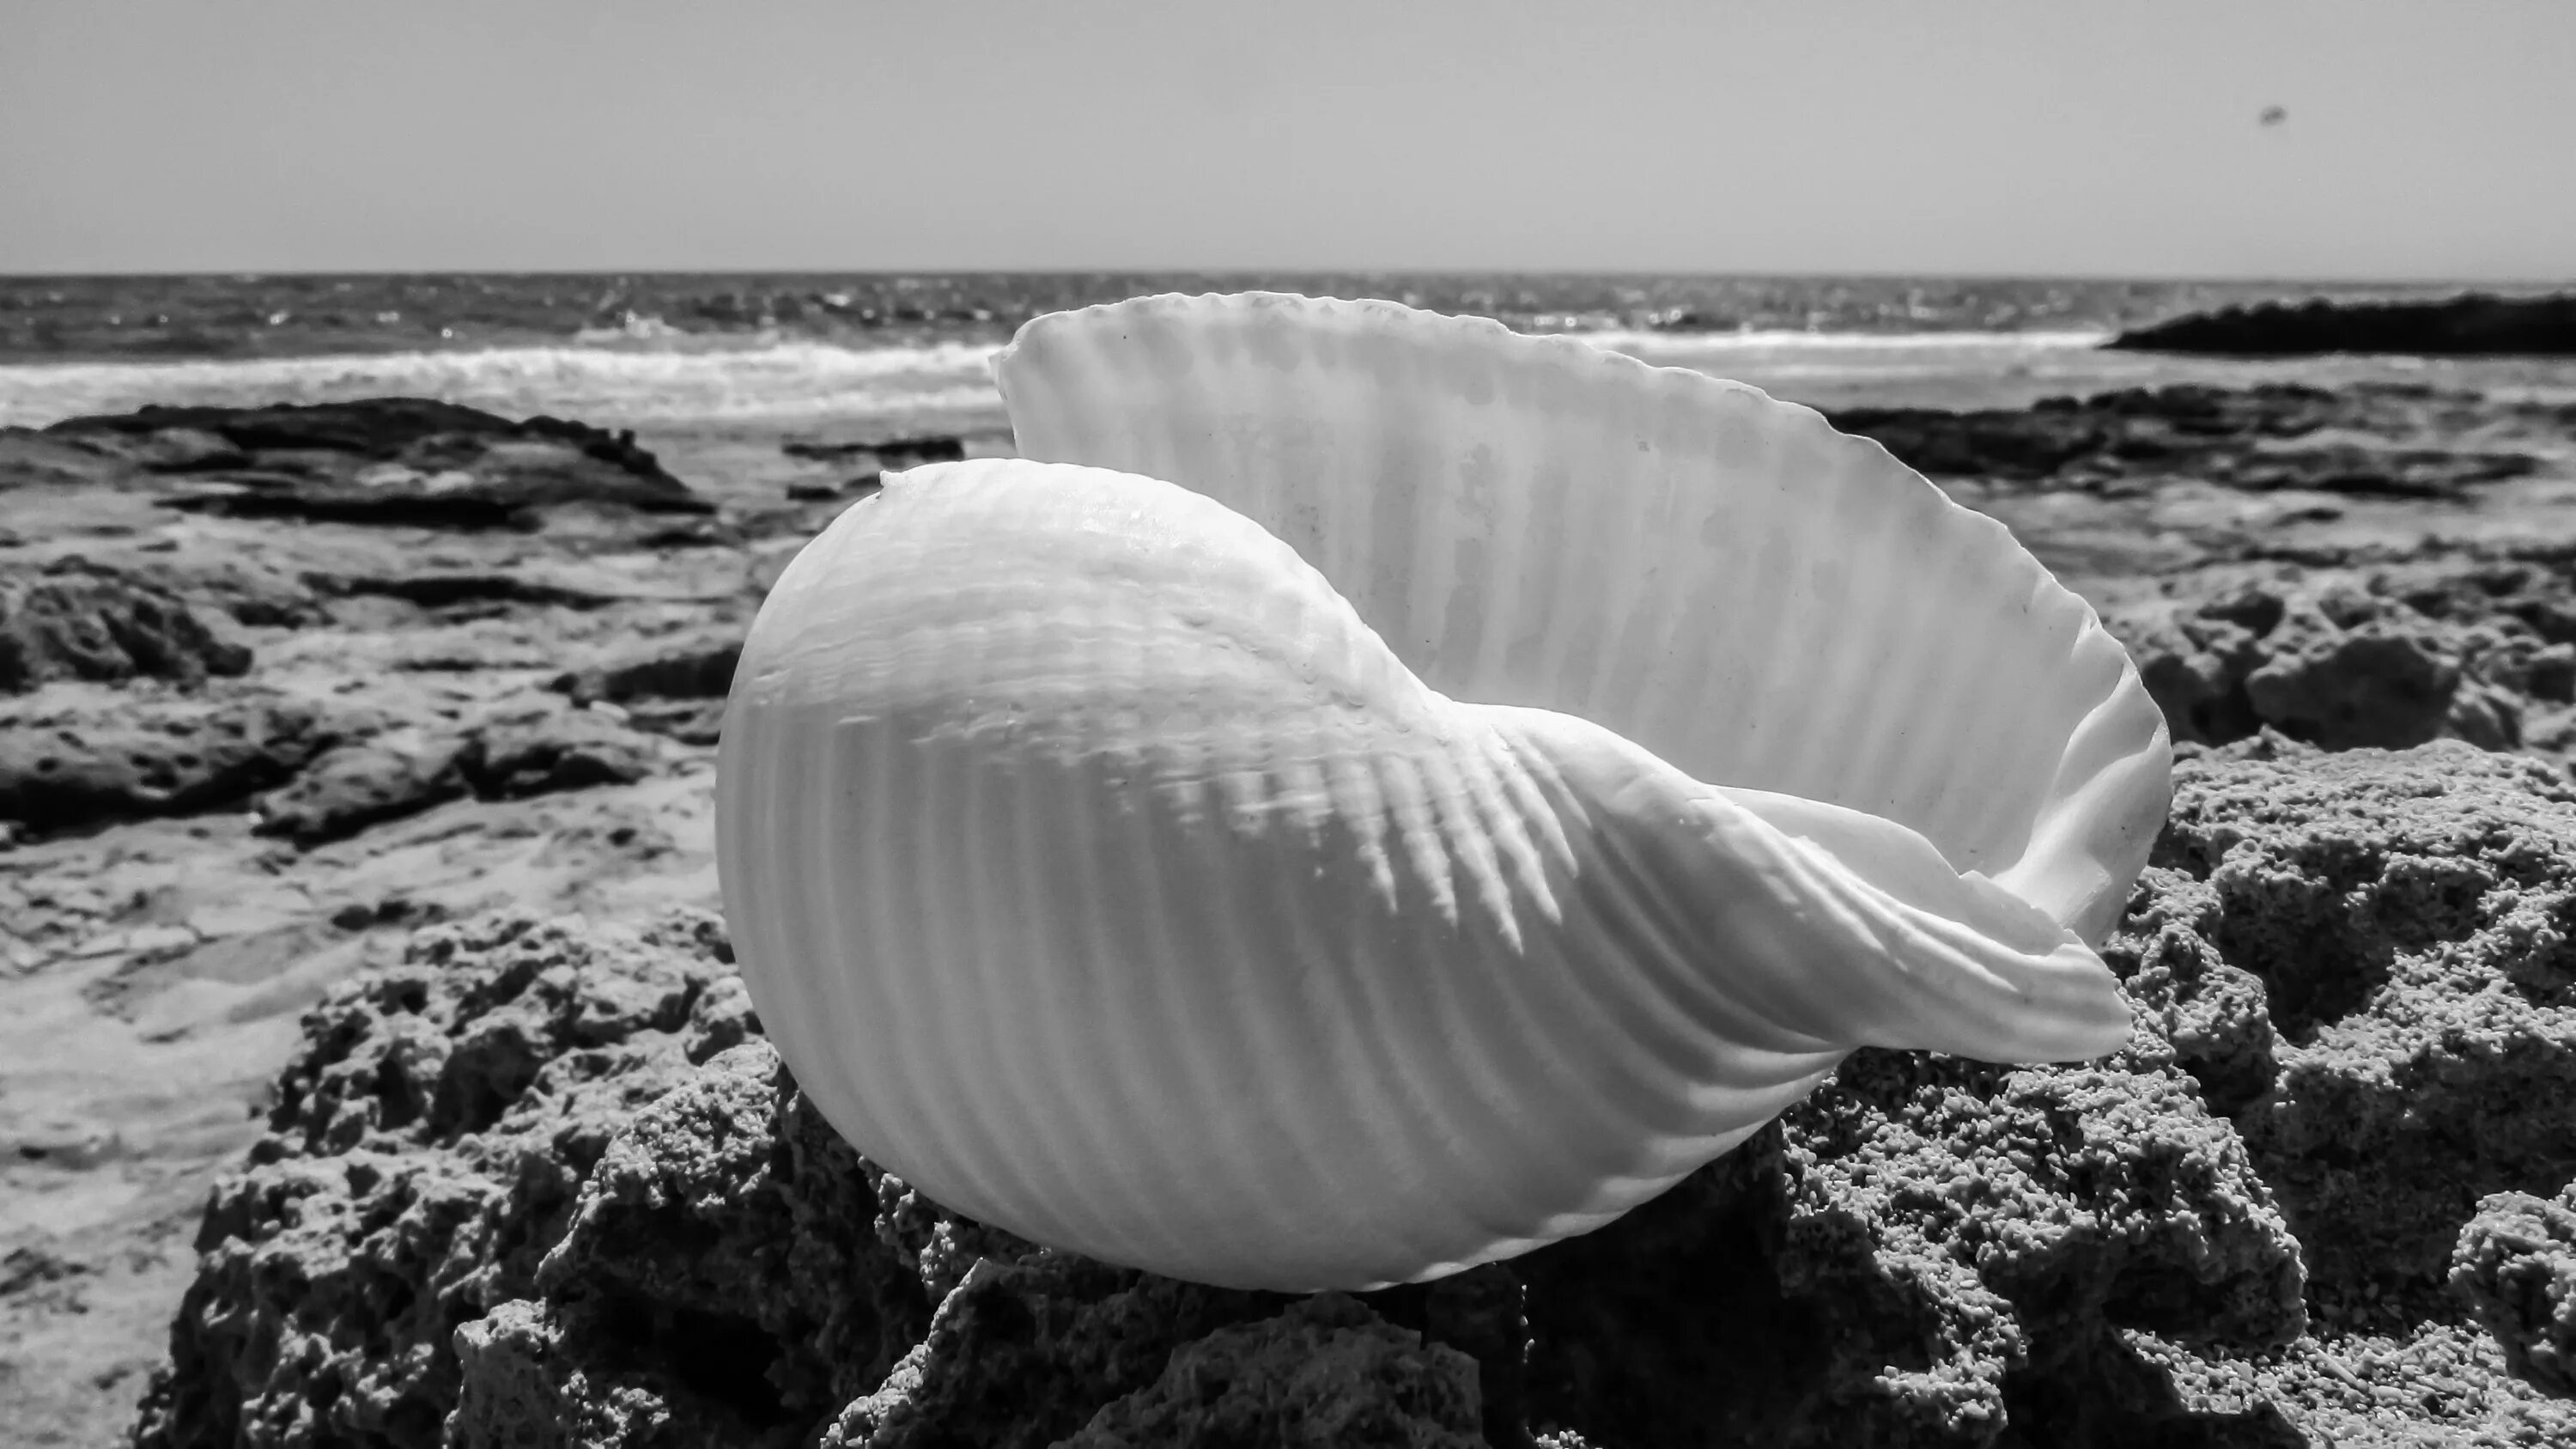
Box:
<box><xmin>717</xmin><ymin>294</ymin><xmax>2172</xmax><ymax>1293</ymax></box>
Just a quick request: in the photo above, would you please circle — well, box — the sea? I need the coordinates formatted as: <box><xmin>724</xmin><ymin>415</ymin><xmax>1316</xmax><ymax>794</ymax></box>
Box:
<box><xmin>0</xmin><ymin>271</ymin><xmax>2561</xmax><ymax>436</ymax></box>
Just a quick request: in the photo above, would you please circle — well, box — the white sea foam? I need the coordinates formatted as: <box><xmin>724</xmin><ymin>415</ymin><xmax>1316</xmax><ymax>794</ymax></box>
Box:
<box><xmin>0</xmin><ymin>329</ymin><xmax>2115</xmax><ymax>433</ymax></box>
<box><xmin>0</xmin><ymin>339</ymin><xmax>1008</xmax><ymax>430</ymax></box>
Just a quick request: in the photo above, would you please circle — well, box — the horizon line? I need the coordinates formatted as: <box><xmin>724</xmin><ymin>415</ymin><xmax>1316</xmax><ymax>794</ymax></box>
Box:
<box><xmin>2</xmin><ymin>265</ymin><xmax>2570</xmax><ymax>289</ymax></box>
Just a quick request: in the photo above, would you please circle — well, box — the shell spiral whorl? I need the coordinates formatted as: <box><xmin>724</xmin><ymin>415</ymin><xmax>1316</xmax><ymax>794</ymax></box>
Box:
<box><xmin>716</xmin><ymin>293</ymin><xmax>2172</xmax><ymax>1292</ymax></box>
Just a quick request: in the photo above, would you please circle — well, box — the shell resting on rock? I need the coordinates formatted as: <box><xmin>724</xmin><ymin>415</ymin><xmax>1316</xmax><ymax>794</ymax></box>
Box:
<box><xmin>716</xmin><ymin>293</ymin><xmax>2172</xmax><ymax>1293</ymax></box>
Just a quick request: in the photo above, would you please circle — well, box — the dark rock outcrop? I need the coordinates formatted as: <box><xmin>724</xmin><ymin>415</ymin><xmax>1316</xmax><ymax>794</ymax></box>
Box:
<box><xmin>250</xmin><ymin>729</ymin><xmax>477</xmax><ymax>847</ymax></box>
<box><xmin>1830</xmin><ymin>382</ymin><xmax>2540</xmax><ymax>497</ymax></box>
<box><xmin>1051</xmin><ymin>1294</ymin><xmax>1485</xmax><ymax>1449</ymax></box>
<box><xmin>811</xmin><ymin>1253</ymin><xmax>1288</xmax><ymax>1449</ymax></box>
<box><xmin>301</xmin><ymin>569</ymin><xmax>629</xmax><ymax>612</ymax></box>
<box><xmin>2451</xmin><ymin>1179</ymin><xmax>2576</xmax><ymax>1397</ymax></box>
<box><xmin>1</xmin><ymin>558</ymin><xmax>252</xmax><ymax>693</ymax></box>
<box><xmin>551</xmin><ymin>630</ymin><xmax>743</xmax><ymax>745</ymax></box>
<box><xmin>0</xmin><ymin>691</ymin><xmax>330</xmax><ymax>833</ymax></box>
<box><xmin>462</xmin><ymin>709</ymin><xmax>657</xmax><ymax>800</ymax></box>
<box><xmin>2107</xmin><ymin>292</ymin><xmax>2576</xmax><ymax>356</ymax></box>
<box><xmin>781</xmin><ymin>435</ymin><xmax>965</xmax><ymax>469</ymax></box>
<box><xmin>41</xmin><ymin>400</ymin><xmax>712</xmax><ymax>529</ymax></box>
<box><xmin>3</xmin><ymin>693</ymin><xmax>662</xmax><ymax>842</ymax></box>
<box><xmin>445</xmin><ymin>1039</ymin><xmax>981</xmax><ymax>1449</ymax></box>
<box><xmin>787</xmin><ymin>478</ymin><xmax>881</xmax><ymax>503</ymax></box>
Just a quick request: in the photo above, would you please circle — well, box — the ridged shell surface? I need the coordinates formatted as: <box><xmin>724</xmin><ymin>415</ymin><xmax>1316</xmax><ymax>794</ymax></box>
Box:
<box><xmin>718</xmin><ymin>294</ymin><xmax>2172</xmax><ymax>1293</ymax></box>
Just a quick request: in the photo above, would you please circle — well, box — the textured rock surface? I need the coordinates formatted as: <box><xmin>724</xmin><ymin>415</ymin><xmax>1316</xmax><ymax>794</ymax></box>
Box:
<box><xmin>3</xmin><ymin>697</ymin><xmax>665</xmax><ymax>843</ymax></box>
<box><xmin>548</xmin><ymin>630</ymin><xmax>743</xmax><ymax>746</ymax></box>
<box><xmin>1512</xmin><ymin>1044</ymin><xmax>2303</xmax><ymax>1449</ymax></box>
<box><xmin>127</xmin><ymin>910</ymin><xmax>750</xmax><ymax>1449</ymax></box>
<box><xmin>1830</xmin><ymin>382</ymin><xmax>2553</xmax><ymax>499</ymax></box>
<box><xmin>444</xmin><ymin>1038</ymin><xmax>946</xmax><ymax>1449</ymax></box>
<box><xmin>2150</xmin><ymin>743</ymin><xmax>2576</xmax><ymax>1328</ymax></box>
<box><xmin>2107</xmin><ymin>565</ymin><xmax>2576</xmax><ymax>756</ymax></box>
<box><xmin>252</xmin><ymin>728</ymin><xmax>478</xmax><ymax>846</ymax></box>
<box><xmin>43</xmin><ymin>400</ymin><xmax>712</xmax><ymax>529</ymax></box>
<box><xmin>2451</xmin><ymin>1179</ymin><xmax>2576</xmax><ymax>1396</ymax></box>
<box><xmin>1</xmin><ymin>558</ymin><xmax>252</xmax><ymax>693</ymax></box>
<box><xmin>463</xmin><ymin>709</ymin><xmax>658</xmax><ymax>800</ymax></box>
<box><xmin>1052</xmin><ymin>1293</ymin><xmax>1485</xmax><ymax>1449</ymax></box>
<box><xmin>0</xmin><ymin>688</ymin><xmax>332</xmax><ymax>832</ymax></box>
<box><xmin>245</xmin><ymin>708</ymin><xmax>664</xmax><ymax>849</ymax></box>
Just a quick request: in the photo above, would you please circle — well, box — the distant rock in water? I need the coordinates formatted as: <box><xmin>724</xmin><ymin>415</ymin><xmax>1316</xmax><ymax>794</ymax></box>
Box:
<box><xmin>1</xmin><ymin>558</ymin><xmax>252</xmax><ymax>692</ymax></box>
<box><xmin>2105</xmin><ymin>292</ymin><xmax>2576</xmax><ymax>356</ymax></box>
<box><xmin>1829</xmin><ymin>381</ymin><xmax>2545</xmax><ymax>498</ymax></box>
<box><xmin>38</xmin><ymin>399</ymin><xmax>713</xmax><ymax>528</ymax></box>
<box><xmin>781</xmin><ymin>433</ymin><xmax>966</xmax><ymax>468</ymax></box>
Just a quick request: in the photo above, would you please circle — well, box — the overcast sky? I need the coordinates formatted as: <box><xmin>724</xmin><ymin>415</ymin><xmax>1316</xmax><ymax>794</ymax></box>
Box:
<box><xmin>3</xmin><ymin>0</ymin><xmax>2569</xmax><ymax>278</ymax></box>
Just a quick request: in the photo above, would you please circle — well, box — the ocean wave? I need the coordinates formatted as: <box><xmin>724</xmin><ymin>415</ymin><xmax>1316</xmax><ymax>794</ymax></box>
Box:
<box><xmin>1561</xmin><ymin>327</ymin><xmax>2111</xmax><ymax>354</ymax></box>
<box><xmin>0</xmin><ymin>328</ymin><xmax>2121</xmax><ymax>432</ymax></box>
<box><xmin>0</xmin><ymin>339</ymin><xmax>1008</xmax><ymax>429</ymax></box>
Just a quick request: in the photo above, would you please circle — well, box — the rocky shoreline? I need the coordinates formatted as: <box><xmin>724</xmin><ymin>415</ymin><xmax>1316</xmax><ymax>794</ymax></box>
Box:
<box><xmin>2106</xmin><ymin>293</ymin><xmax>2576</xmax><ymax>358</ymax></box>
<box><xmin>103</xmin><ymin>741</ymin><xmax>2576</xmax><ymax>1448</ymax></box>
<box><xmin>5</xmin><ymin>381</ymin><xmax>2576</xmax><ymax>1446</ymax></box>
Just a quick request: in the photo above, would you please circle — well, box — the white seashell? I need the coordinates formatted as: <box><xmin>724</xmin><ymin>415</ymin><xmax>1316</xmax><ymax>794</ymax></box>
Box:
<box><xmin>717</xmin><ymin>293</ymin><xmax>2171</xmax><ymax>1293</ymax></box>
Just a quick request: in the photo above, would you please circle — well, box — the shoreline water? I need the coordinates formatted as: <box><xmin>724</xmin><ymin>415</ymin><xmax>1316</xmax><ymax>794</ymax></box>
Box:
<box><xmin>9</xmin><ymin>271</ymin><xmax>2572</xmax><ymax>431</ymax></box>
<box><xmin>11</xmin><ymin>327</ymin><xmax>2576</xmax><ymax>434</ymax></box>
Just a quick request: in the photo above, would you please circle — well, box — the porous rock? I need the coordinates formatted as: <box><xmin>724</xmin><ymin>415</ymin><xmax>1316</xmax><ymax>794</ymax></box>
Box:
<box><xmin>127</xmin><ymin>910</ymin><xmax>752</xmax><ymax>1449</ymax></box>
<box><xmin>445</xmin><ymin>1042</ymin><xmax>945</xmax><ymax>1449</ymax></box>
<box><xmin>550</xmin><ymin>631</ymin><xmax>742</xmax><ymax>707</ymax></box>
<box><xmin>1052</xmin><ymin>1293</ymin><xmax>1485</xmax><ymax>1449</ymax></box>
<box><xmin>453</xmin><ymin>1039</ymin><xmax>1316</xmax><ymax>1449</ymax></box>
<box><xmin>2450</xmin><ymin>1179</ymin><xmax>2576</xmax><ymax>1396</ymax></box>
<box><xmin>815</xmin><ymin>1252</ymin><xmax>1296</xmax><ymax>1449</ymax></box>
<box><xmin>137</xmin><ymin>741</ymin><xmax>2576</xmax><ymax>1446</ymax></box>
<box><xmin>1513</xmin><ymin>1043</ymin><xmax>2303</xmax><ymax>1449</ymax></box>
<box><xmin>463</xmin><ymin>710</ymin><xmax>657</xmax><ymax>800</ymax></box>
<box><xmin>2241</xmin><ymin>617</ymin><xmax>2471</xmax><ymax>750</ymax></box>
<box><xmin>2152</xmin><ymin>744</ymin><xmax>2576</xmax><ymax>1324</ymax></box>
<box><xmin>1</xmin><ymin>557</ymin><xmax>252</xmax><ymax>693</ymax></box>
<box><xmin>136</xmin><ymin>916</ymin><xmax>2308</xmax><ymax>1448</ymax></box>
<box><xmin>0</xmin><ymin>689</ymin><xmax>330</xmax><ymax>833</ymax></box>
<box><xmin>246</xmin><ymin>709</ymin><xmax>661</xmax><ymax>846</ymax></box>
<box><xmin>252</xmin><ymin>728</ymin><xmax>477</xmax><ymax>847</ymax></box>
<box><xmin>550</xmin><ymin>630</ymin><xmax>742</xmax><ymax>746</ymax></box>
<box><xmin>2109</xmin><ymin>569</ymin><xmax>2568</xmax><ymax>752</ymax></box>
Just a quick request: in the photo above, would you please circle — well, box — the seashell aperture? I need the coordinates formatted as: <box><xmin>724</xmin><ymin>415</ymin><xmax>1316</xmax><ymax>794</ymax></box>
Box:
<box><xmin>717</xmin><ymin>293</ymin><xmax>2172</xmax><ymax>1293</ymax></box>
